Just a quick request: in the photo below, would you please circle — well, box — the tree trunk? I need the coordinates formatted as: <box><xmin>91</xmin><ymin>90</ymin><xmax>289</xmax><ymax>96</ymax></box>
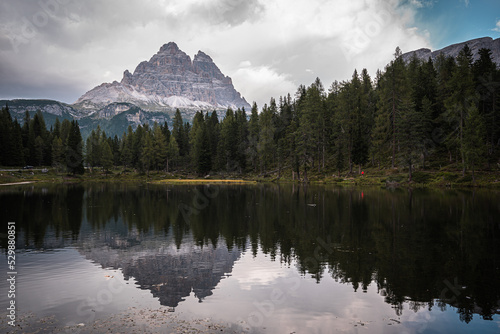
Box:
<box><xmin>472</xmin><ymin>162</ymin><xmax>475</xmax><ymax>184</ymax></box>
<box><xmin>460</xmin><ymin>108</ymin><xmax>465</xmax><ymax>177</ymax></box>
<box><xmin>408</xmin><ymin>160</ymin><xmax>412</xmax><ymax>182</ymax></box>
<box><xmin>392</xmin><ymin>91</ymin><xmax>396</xmax><ymax>169</ymax></box>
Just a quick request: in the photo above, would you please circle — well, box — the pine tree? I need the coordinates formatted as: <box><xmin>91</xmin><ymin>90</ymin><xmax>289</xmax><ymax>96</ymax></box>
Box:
<box><xmin>166</xmin><ymin>135</ymin><xmax>180</xmax><ymax>172</ymax></box>
<box><xmin>217</xmin><ymin>108</ymin><xmax>238</xmax><ymax>171</ymax></box>
<box><xmin>153</xmin><ymin>123</ymin><xmax>167</xmax><ymax>170</ymax></box>
<box><xmin>34</xmin><ymin>136</ymin><xmax>44</xmax><ymax>166</ymax></box>
<box><xmin>397</xmin><ymin>97</ymin><xmax>425</xmax><ymax>181</ymax></box>
<box><xmin>52</xmin><ymin>136</ymin><xmax>64</xmax><ymax>171</ymax></box>
<box><xmin>172</xmin><ymin>109</ymin><xmax>186</xmax><ymax>156</ymax></box>
<box><xmin>207</xmin><ymin>110</ymin><xmax>220</xmax><ymax>160</ymax></box>
<box><xmin>132</xmin><ymin>125</ymin><xmax>144</xmax><ymax>168</ymax></box>
<box><xmin>444</xmin><ymin>44</ymin><xmax>475</xmax><ymax>175</ymax></box>
<box><xmin>194</xmin><ymin>121</ymin><xmax>212</xmax><ymax>175</ymax></box>
<box><xmin>66</xmin><ymin>121</ymin><xmax>84</xmax><ymax>174</ymax></box>
<box><xmin>141</xmin><ymin>131</ymin><xmax>154</xmax><ymax>177</ymax></box>
<box><xmin>258</xmin><ymin>102</ymin><xmax>276</xmax><ymax>174</ymax></box>
<box><xmin>189</xmin><ymin>111</ymin><xmax>205</xmax><ymax>165</ymax></box>
<box><xmin>11</xmin><ymin>119</ymin><xmax>25</xmax><ymax>166</ymax></box>
<box><xmin>121</xmin><ymin>126</ymin><xmax>134</xmax><ymax>169</ymax></box>
<box><xmin>473</xmin><ymin>48</ymin><xmax>498</xmax><ymax>167</ymax></box>
<box><xmin>235</xmin><ymin>108</ymin><xmax>248</xmax><ymax>173</ymax></box>
<box><xmin>246</xmin><ymin>102</ymin><xmax>260</xmax><ymax>172</ymax></box>
<box><xmin>0</xmin><ymin>106</ymin><xmax>13</xmax><ymax>165</ymax></box>
<box><xmin>101</xmin><ymin>141</ymin><xmax>114</xmax><ymax>174</ymax></box>
<box><xmin>377</xmin><ymin>47</ymin><xmax>408</xmax><ymax>168</ymax></box>
<box><xmin>463</xmin><ymin>104</ymin><xmax>486</xmax><ymax>183</ymax></box>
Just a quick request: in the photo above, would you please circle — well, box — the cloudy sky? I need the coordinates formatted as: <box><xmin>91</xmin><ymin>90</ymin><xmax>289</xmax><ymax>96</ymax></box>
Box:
<box><xmin>0</xmin><ymin>0</ymin><xmax>499</xmax><ymax>109</ymax></box>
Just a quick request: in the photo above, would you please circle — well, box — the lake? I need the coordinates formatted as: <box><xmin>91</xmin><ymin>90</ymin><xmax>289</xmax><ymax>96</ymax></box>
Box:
<box><xmin>1</xmin><ymin>183</ymin><xmax>499</xmax><ymax>333</ymax></box>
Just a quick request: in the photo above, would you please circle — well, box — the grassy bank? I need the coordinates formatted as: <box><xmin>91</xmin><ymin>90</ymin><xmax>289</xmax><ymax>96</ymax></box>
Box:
<box><xmin>1</xmin><ymin>165</ymin><xmax>499</xmax><ymax>188</ymax></box>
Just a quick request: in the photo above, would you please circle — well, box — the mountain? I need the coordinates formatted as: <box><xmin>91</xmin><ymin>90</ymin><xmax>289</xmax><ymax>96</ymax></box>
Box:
<box><xmin>0</xmin><ymin>99</ymin><xmax>81</xmax><ymax>118</ymax></box>
<box><xmin>1</xmin><ymin>43</ymin><xmax>251</xmax><ymax>138</ymax></box>
<box><xmin>0</xmin><ymin>99</ymin><xmax>79</xmax><ymax>131</ymax></box>
<box><xmin>75</xmin><ymin>42</ymin><xmax>251</xmax><ymax>112</ymax></box>
<box><xmin>402</xmin><ymin>37</ymin><xmax>500</xmax><ymax>64</ymax></box>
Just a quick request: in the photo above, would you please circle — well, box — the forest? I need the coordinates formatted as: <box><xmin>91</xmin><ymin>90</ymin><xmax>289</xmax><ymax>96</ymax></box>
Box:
<box><xmin>0</xmin><ymin>45</ymin><xmax>499</xmax><ymax>182</ymax></box>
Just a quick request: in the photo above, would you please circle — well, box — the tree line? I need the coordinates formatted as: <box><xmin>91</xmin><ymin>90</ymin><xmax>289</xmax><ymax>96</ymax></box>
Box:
<box><xmin>1</xmin><ymin>45</ymin><xmax>499</xmax><ymax>180</ymax></box>
<box><xmin>0</xmin><ymin>109</ymin><xmax>84</xmax><ymax>174</ymax></box>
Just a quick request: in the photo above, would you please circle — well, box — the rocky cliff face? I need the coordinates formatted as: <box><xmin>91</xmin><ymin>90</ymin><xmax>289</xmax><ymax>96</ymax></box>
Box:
<box><xmin>402</xmin><ymin>37</ymin><xmax>500</xmax><ymax>64</ymax></box>
<box><xmin>75</xmin><ymin>42</ymin><xmax>250</xmax><ymax>111</ymax></box>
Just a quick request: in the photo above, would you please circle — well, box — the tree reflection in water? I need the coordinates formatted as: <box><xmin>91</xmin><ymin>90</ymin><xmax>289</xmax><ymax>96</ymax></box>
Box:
<box><xmin>1</xmin><ymin>183</ymin><xmax>499</xmax><ymax>322</ymax></box>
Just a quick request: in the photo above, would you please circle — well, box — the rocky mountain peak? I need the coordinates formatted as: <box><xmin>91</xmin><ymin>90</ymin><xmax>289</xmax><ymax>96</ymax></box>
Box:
<box><xmin>159</xmin><ymin>42</ymin><xmax>180</xmax><ymax>53</ymax></box>
<box><xmin>75</xmin><ymin>42</ymin><xmax>250</xmax><ymax>111</ymax></box>
<box><xmin>194</xmin><ymin>51</ymin><xmax>213</xmax><ymax>63</ymax></box>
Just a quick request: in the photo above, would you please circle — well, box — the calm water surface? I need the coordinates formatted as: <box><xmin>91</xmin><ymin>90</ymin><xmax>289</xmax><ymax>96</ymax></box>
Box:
<box><xmin>1</xmin><ymin>183</ymin><xmax>499</xmax><ymax>333</ymax></box>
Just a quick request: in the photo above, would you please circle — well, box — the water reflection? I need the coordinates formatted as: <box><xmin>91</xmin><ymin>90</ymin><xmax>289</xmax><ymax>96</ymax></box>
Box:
<box><xmin>1</xmin><ymin>183</ymin><xmax>499</xmax><ymax>325</ymax></box>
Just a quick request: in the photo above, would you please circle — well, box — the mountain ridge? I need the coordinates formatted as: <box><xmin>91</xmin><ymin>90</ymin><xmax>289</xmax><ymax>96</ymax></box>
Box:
<box><xmin>75</xmin><ymin>42</ymin><xmax>250</xmax><ymax>112</ymax></box>
<box><xmin>401</xmin><ymin>36</ymin><xmax>500</xmax><ymax>64</ymax></box>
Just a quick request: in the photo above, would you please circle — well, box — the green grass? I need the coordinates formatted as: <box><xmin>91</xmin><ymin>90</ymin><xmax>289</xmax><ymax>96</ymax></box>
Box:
<box><xmin>1</xmin><ymin>165</ymin><xmax>499</xmax><ymax>188</ymax></box>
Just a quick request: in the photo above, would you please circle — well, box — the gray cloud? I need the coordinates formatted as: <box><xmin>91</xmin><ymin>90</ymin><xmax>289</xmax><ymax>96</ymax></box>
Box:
<box><xmin>0</xmin><ymin>0</ymin><xmax>430</xmax><ymax>108</ymax></box>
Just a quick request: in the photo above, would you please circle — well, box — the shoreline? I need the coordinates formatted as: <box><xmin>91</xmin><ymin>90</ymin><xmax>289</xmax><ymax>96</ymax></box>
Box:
<box><xmin>1</xmin><ymin>167</ymin><xmax>499</xmax><ymax>188</ymax></box>
<box><xmin>0</xmin><ymin>181</ymin><xmax>36</xmax><ymax>186</ymax></box>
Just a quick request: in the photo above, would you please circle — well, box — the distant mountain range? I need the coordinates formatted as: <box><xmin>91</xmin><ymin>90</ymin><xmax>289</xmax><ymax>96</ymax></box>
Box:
<box><xmin>1</xmin><ymin>42</ymin><xmax>250</xmax><ymax>138</ymax></box>
<box><xmin>2</xmin><ymin>37</ymin><xmax>499</xmax><ymax>138</ymax></box>
<box><xmin>401</xmin><ymin>36</ymin><xmax>500</xmax><ymax>64</ymax></box>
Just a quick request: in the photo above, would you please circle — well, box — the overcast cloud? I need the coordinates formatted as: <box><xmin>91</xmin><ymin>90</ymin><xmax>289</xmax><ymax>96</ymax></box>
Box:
<box><xmin>0</xmin><ymin>0</ymin><xmax>431</xmax><ymax>108</ymax></box>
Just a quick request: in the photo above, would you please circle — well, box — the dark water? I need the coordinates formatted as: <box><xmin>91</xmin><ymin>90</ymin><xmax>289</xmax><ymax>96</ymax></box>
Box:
<box><xmin>1</xmin><ymin>183</ymin><xmax>499</xmax><ymax>333</ymax></box>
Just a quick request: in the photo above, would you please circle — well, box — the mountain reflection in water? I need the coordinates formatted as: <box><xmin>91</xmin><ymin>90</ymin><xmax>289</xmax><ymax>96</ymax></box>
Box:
<box><xmin>1</xmin><ymin>183</ymin><xmax>499</xmax><ymax>329</ymax></box>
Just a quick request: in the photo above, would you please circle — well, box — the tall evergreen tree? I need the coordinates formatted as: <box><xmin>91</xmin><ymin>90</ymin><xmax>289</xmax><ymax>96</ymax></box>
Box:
<box><xmin>166</xmin><ymin>135</ymin><xmax>180</xmax><ymax>172</ymax></box>
<box><xmin>66</xmin><ymin>121</ymin><xmax>84</xmax><ymax>174</ymax></box>
<box><xmin>52</xmin><ymin>136</ymin><xmax>64</xmax><ymax>171</ymax></box>
<box><xmin>444</xmin><ymin>44</ymin><xmax>475</xmax><ymax>175</ymax></box>
<box><xmin>194</xmin><ymin>121</ymin><xmax>212</xmax><ymax>175</ymax></box>
<box><xmin>258</xmin><ymin>102</ymin><xmax>277</xmax><ymax>174</ymax></box>
<box><xmin>377</xmin><ymin>47</ymin><xmax>408</xmax><ymax>168</ymax></box>
<box><xmin>100</xmin><ymin>141</ymin><xmax>114</xmax><ymax>173</ymax></box>
<box><xmin>463</xmin><ymin>104</ymin><xmax>486</xmax><ymax>183</ymax></box>
<box><xmin>396</xmin><ymin>97</ymin><xmax>425</xmax><ymax>181</ymax></box>
<box><xmin>153</xmin><ymin>123</ymin><xmax>167</xmax><ymax>170</ymax></box>
<box><xmin>235</xmin><ymin>108</ymin><xmax>248</xmax><ymax>173</ymax></box>
<box><xmin>141</xmin><ymin>131</ymin><xmax>154</xmax><ymax>176</ymax></box>
<box><xmin>246</xmin><ymin>102</ymin><xmax>260</xmax><ymax>172</ymax></box>
<box><xmin>10</xmin><ymin>119</ymin><xmax>25</xmax><ymax>166</ymax></box>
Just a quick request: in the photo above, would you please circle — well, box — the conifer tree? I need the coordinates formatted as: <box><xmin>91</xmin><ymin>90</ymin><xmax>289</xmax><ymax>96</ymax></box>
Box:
<box><xmin>444</xmin><ymin>45</ymin><xmax>475</xmax><ymax>175</ymax></box>
<box><xmin>101</xmin><ymin>141</ymin><xmax>114</xmax><ymax>173</ymax></box>
<box><xmin>258</xmin><ymin>102</ymin><xmax>276</xmax><ymax>174</ymax></box>
<box><xmin>52</xmin><ymin>136</ymin><xmax>64</xmax><ymax>171</ymax></box>
<box><xmin>463</xmin><ymin>104</ymin><xmax>485</xmax><ymax>183</ymax></box>
<box><xmin>246</xmin><ymin>102</ymin><xmax>260</xmax><ymax>172</ymax></box>
<box><xmin>34</xmin><ymin>136</ymin><xmax>44</xmax><ymax>166</ymax></box>
<box><xmin>377</xmin><ymin>47</ymin><xmax>407</xmax><ymax>168</ymax></box>
<box><xmin>153</xmin><ymin>123</ymin><xmax>167</xmax><ymax>170</ymax></box>
<box><xmin>66</xmin><ymin>120</ymin><xmax>84</xmax><ymax>174</ymax></box>
<box><xmin>235</xmin><ymin>108</ymin><xmax>248</xmax><ymax>173</ymax></box>
<box><xmin>396</xmin><ymin>97</ymin><xmax>425</xmax><ymax>181</ymax></box>
<box><xmin>121</xmin><ymin>126</ymin><xmax>134</xmax><ymax>169</ymax></box>
<box><xmin>11</xmin><ymin>119</ymin><xmax>25</xmax><ymax>166</ymax></box>
<box><xmin>194</xmin><ymin>121</ymin><xmax>212</xmax><ymax>175</ymax></box>
<box><xmin>166</xmin><ymin>135</ymin><xmax>180</xmax><ymax>172</ymax></box>
<box><xmin>141</xmin><ymin>131</ymin><xmax>154</xmax><ymax>176</ymax></box>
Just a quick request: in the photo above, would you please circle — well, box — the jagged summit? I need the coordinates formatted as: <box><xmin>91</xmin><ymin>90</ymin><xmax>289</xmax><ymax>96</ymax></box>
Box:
<box><xmin>75</xmin><ymin>42</ymin><xmax>250</xmax><ymax>111</ymax></box>
<box><xmin>402</xmin><ymin>37</ymin><xmax>500</xmax><ymax>64</ymax></box>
